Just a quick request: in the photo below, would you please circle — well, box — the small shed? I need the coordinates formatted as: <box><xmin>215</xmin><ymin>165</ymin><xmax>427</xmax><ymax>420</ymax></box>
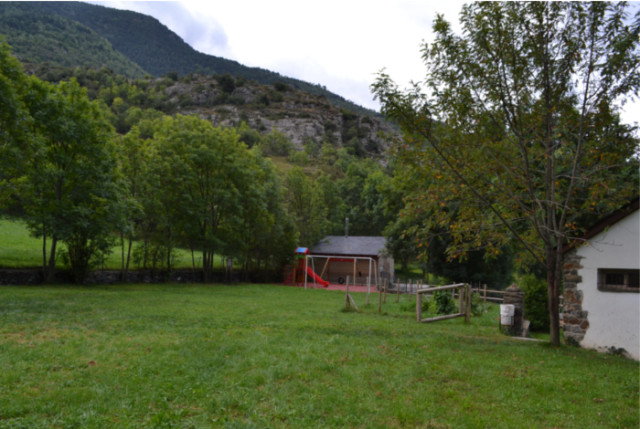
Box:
<box><xmin>309</xmin><ymin>236</ymin><xmax>394</xmax><ymax>286</ymax></box>
<box><xmin>563</xmin><ymin>198</ymin><xmax>639</xmax><ymax>360</ymax></box>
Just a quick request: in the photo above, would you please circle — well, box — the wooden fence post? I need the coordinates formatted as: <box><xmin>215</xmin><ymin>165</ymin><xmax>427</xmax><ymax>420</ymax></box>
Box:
<box><xmin>383</xmin><ymin>279</ymin><xmax>387</xmax><ymax>304</ymax></box>
<box><xmin>366</xmin><ymin>259</ymin><xmax>371</xmax><ymax>306</ymax></box>
<box><xmin>416</xmin><ymin>290</ymin><xmax>422</xmax><ymax>322</ymax></box>
<box><xmin>465</xmin><ymin>283</ymin><xmax>471</xmax><ymax>323</ymax></box>
<box><xmin>345</xmin><ymin>276</ymin><xmax>350</xmax><ymax>310</ymax></box>
<box><xmin>378</xmin><ymin>278</ymin><xmax>382</xmax><ymax>313</ymax></box>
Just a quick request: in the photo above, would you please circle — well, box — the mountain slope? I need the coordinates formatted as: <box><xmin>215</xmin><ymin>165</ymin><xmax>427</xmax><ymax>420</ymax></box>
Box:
<box><xmin>0</xmin><ymin>4</ymin><xmax>146</xmax><ymax>77</ymax></box>
<box><xmin>1</xmin><ymin>1</ymin><xmax>374</xmax><ymax>115</ymax></box>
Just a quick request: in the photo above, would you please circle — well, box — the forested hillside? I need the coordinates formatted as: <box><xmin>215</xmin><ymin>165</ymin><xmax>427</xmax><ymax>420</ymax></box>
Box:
<box><xmin>0</xmin><ymin>1</ymin><xmax>373</xmax><ymax>114</ymax></box>
<box><xmin>0</xmin><ymin>4</ymin><xmax>145</xmax><ymax>77</ymax></box>
<box><xmin>0</xmin><ymin>1</ymin><xmax>393</xmax><ymax>155</ymax></box>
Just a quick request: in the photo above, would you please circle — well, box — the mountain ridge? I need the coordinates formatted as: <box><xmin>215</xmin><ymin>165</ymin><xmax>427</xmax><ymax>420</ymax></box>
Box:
<box><xmin>0</xmin><ymin>1</ymin><xmax>376</xmax><ymax>116</ymax></box>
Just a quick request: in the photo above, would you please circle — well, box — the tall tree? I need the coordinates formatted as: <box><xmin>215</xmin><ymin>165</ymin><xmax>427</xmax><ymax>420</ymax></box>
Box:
<box><xmin>113</xmin><ymin>128</ymin><xmax>150</xmax><ymax>280</ymax></box>
<box><xmin>0</xmin><ymin>42</ymin><xmax>31</xmax><ymax>209</ymax></box>
<box><xmin>21</xmin><ymin>78</ymin><xmax>120</xmax><ymax>283</ymax></box>
<box><xmin>338</xmin><ymin>160</ymin><xmax>393</xmax><ymax>236</ymax></box>
<box><xmin>284</xmin><ymin>167</ymin><xmax>328</xmax><ymax>247</ymax></box>
<box><xmin>373</xmin><ymin>2</ymin><xmax>639</xmax><ymax>345</ymax></box>
<box><xmin>235</xmin><ymin>148</ymin><xmax>297</xmax><ymax>279</ymax></box>
<box><xmin>144</xmin><ymin>115</ymin><xmax>266</xmax><ymax>281</ymax></box>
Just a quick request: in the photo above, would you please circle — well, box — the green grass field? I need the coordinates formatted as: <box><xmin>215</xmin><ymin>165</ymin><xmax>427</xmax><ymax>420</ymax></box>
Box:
<box><xmin>0</xmin><ymin>218</ymin><xmax>46</xmax><ymax>268</ymax></box>
<box><xmin>0</xmin><ymin>284</ymin><xmax>637</xmax><ymax>428</ymax></box>
<box><xmin>0</xmin><ymin>218</ymin><xmax>212</xmax><ymax>270</ymax></box>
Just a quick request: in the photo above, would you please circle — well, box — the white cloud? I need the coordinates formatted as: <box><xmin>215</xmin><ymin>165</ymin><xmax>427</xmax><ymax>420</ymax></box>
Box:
<box><xmin>93</xmin><ymin>0</ymin><xmax>463</xmax><ymax>109</ymax></box>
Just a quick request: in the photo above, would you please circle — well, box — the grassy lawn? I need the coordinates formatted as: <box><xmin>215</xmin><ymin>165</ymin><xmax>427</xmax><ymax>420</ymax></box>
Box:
<box><xmin>0</xmin><ymin>218</ymin><xmax>212</xmax><ymax>270</ymax></box>
<box><xmin>0</xmin><ymin>284</ymin><xmax>637</xmax><ymax>428</ymax></box>
<box><xmin>0</xmin><ymin>218</ymin><xmax>46</xmax><ymax>268</ymax></box>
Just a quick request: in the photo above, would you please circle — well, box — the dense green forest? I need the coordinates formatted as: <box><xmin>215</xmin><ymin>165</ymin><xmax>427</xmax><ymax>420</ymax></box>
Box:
<box><xmin>0</xmin><ymin>6</ymin><xmax>145</xmax><ymax>78</ymax></box>
<box><xmin>0</xmin><ymin>41</ymin><xmax>384</xmax><ymax>281</ymax></box>
<box><xmin>0</xmin><ymin>39</ymin><xmax>521</xmax><ymax>287</ymax></box>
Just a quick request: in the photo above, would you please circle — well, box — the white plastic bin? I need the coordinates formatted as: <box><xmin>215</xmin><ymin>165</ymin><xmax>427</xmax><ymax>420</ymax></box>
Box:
<box><xmin>500</xmin><ymin>304</ymin><xmax>515</xmax><ymax>326</ymax></box>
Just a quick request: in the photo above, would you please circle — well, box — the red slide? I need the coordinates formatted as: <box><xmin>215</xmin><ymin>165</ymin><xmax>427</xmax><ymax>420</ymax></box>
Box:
<box><xmin>306</xmin><ymin>266</ymin><xmax>329</xmax><ymax>287</ymax></box>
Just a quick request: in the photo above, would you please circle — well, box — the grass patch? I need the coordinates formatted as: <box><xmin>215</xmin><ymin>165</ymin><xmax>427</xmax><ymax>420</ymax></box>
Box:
<box><xmin>0</xmin><ymin>218</ymin><xmax>217</xmax><ymax>269</ymax></box>
<box><xmin>0</xmin><ymin>284</ymin><xmax>637</xmax><ymax>427</ymax></box>
<box><xmin>0</xmin><ymin>218</ymin><xmax>45</xmax><ymax>268</ymax></box>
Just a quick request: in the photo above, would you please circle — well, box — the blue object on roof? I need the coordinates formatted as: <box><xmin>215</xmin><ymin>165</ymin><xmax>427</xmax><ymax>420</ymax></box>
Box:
<box><xmin>295</xmin><ymin>247</ymin><xmax>309</xmax><ymax>254</ymax></box>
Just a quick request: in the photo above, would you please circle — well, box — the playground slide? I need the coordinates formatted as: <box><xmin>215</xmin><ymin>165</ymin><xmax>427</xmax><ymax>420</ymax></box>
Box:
<box><xmin>306</xmin><ymin>266</ymin><xmax>329</xmax><ymax>287</ymax></box>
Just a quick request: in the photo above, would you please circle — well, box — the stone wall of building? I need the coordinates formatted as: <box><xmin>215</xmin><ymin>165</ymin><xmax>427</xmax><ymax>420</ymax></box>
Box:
<box><xmin>562</xmin><ymin>250</ymin><xmax>589</xmax><ymax>346</ymax></box>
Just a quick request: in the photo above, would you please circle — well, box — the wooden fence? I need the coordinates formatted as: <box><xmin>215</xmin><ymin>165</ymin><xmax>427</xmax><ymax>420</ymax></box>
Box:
<box><xmin>470</xmin><ymin>284</ymin><xmax>506</xmax><ymax>304</ymax></box>
<box><xmin>416</xmin><ymin>283</ymin><xmax>471</xmax><ymax>324</ymax></box>
<box><xmin>392</xmin><ymin>281</ymin><xmax>507</xmax><ymax>302</ymax></box>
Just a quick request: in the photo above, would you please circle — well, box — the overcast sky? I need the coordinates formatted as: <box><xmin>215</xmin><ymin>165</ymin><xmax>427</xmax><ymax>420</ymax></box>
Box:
<box><xmin>92</xmin><ymin>1</ymin><xmax>638</xmax><ymax>126</ymax></box>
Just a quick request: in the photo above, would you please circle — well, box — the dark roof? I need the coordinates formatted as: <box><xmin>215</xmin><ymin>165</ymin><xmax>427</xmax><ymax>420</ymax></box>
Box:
<box><xmin>564</xmin><ymin>196</ymin><xmax>639</xmax><ymax>253</ymax></box>
<box><xmin>310</xmin><ymin>236</ymin><xmax>387</xmax><ymax>257</ymax></box>
<box><xmin>582</xmin><ymin>197</ymin><xmax>639</xmax><ymax>241</ymax></box>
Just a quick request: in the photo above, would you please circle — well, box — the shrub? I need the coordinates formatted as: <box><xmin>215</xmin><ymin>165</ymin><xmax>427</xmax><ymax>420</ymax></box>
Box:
<box><xmin>274</xmin><ymin>82</ymin><xmax>290</xmax><ymax>92</ymax></box>
<box><xmin>433</xmin><ymin>290</ymin><xmax>456</xmax><ymax>315</ymax></box>
<box><xmin>288</xmin><ymin>150</ymin><xmax>309</xmax><ymax>166</ymax></box>
<box><xmin>260</xmin><ymin>129</ymin><xmax>294</xmax><ymax>156</ymax></box>
<box><xmin>470</xmin><ymin>292</ymin><xmax>486</xmax><ymax>316</ymax></box>
<box><xmin>216</xmin><ymin>74</ymin><xmax>235</xmax><ymax>94</ymax></box>
<box><xmin>258</xmin><ymin>94</ymin><xmax>270</xmax><ymax>106</ymax></box>
<box><xmin>421</xmin><ymin>298</ymin><xmax>430</xmax><ymax>314</ymax></box>
<box><xmin>519</xmin><ymin>274</ymin><xmax>549</xmax><ymax>332</ymax></box>
<box><xmin>269</xmin><ymin>90</ymin><xmax>284</xmax><ymax>102</ymax></box>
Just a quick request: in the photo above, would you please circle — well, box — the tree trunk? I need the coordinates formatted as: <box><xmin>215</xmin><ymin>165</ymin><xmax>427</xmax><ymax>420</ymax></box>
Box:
<box><xmin>546</xmin><ymin>248</ymin><xmax>561</xmax><ymax>346</ymax></box>
<box><xmin>202</xmin><ymin>250</ymin><xmax>210</xmax><ymax>283</ymax></box>
<box><xmin>120</xmin><ymin>232</ymin><xmax>125</xmax><ymax>280</ymax></box>
<box><xmin>42</xmin><ymin>229</ymin><xmax>47</xmax><ymax>279</ymax></box>
<box><xmin>202</xmin><ymin>249</ymin><xmax>216</xmax><ymax>283</ymax></box>
<box><xmin>124</xmin><ymin>237</ymin><xmax>132</xmax><ymax>282</ymax></box>
<box><xmin>125</xmin><ymin>237</ymin><xmax>133</xmax><ymax>272</ymax></box>
<box><xmin>142</xmin><ymin>238</ymin><xmax>149</xmax><ymax>269</ymax></box>
<box><xmin>46</xmin><ymin>237</ymin><xmax>57</xmax><ymax>283</ymax></box>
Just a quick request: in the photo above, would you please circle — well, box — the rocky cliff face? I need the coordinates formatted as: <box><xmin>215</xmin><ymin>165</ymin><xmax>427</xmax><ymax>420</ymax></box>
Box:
<box><xmin>166</xmin><ymin>74</ymin><xmax>395</xmax><ymax>156</ymax></box>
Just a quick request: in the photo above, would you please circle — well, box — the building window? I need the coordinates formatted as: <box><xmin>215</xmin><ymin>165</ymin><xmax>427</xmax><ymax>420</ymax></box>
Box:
<box><xmin>598</xmin><ymin>269</ymin><xmax>640</xmax><ymax>293</ymax></box>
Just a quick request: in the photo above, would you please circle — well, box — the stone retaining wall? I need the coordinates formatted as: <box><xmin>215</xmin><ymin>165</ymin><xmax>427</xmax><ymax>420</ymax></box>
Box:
<box><xmin>562</xmin><ymin>250</ymin><xmax>589</xmax><ymax>346</ymax></box>
<box><xmin>0</xmin><ymin>268</ymin><xmax>235</xmax><ymax>285</ymax></box>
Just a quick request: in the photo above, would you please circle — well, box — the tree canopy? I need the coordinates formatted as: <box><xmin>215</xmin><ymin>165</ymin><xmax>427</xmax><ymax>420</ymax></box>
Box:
<box><xmin>19</xmin><ymin>77</ymin><xmax>120</xmax><ymax>283</ymax></box>
<box><xmin>373</xmin><ymin>1</ymin><xmax>640</xmax><ymax>345</ymax></box>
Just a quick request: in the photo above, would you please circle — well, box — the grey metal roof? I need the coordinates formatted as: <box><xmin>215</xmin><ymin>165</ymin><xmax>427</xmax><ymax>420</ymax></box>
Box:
<box><xmin>310</xmin><ymin>236</ymin><xmax>387</xmax><ymax>257</ymax></box>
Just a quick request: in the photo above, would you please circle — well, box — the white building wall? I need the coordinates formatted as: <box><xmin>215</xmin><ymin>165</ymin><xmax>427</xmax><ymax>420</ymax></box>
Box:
<box><xmin>575</xmin><ymin>210</ymin><xmax>640</xmax><ymax>359</ymax></box>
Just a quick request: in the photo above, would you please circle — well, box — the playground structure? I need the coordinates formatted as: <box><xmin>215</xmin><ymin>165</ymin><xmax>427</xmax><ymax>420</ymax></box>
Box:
<box><xmin>284</xmin><ymin>247</ymin><xmax>381</xmax><ymax>300</ymax></box>
<box><xmin>303</xmin><ymin>254</ymin><xmax>379</xmax><ymax>288</ymax></box>
<box><xmin>309</xmin><ymin>235</ymin><xmax>393</xmax><ymax>286</ymax></box>
<box><xmin>285</xmin><ymin>247</ymin><xmax>329</xmax><ymax>288</ymax></box>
